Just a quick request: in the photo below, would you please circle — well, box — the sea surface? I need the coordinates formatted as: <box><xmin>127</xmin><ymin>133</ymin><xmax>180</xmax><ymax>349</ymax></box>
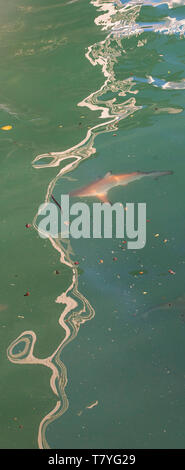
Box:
<box><xmin>1</xmin><ymin>0</ymin><xmax>185</xmax><ymax>449</ymax></box>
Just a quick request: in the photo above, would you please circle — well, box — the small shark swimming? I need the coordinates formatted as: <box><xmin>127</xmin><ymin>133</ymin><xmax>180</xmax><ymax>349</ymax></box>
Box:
<box><xmin>70</xmin><ymin>170</ymin><xmax>173</xmax><ymax>203</ymax></box>
<box><xmin>143</xmin><ymin>295</ymin><xmax>185</xmax><ymax>319</ymax></box>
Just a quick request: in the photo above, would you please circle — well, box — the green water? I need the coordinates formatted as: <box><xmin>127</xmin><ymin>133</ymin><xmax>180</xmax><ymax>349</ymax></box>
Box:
<box><xmin>1</xmin><ymin>0</ymin><xmax>185</xmax><ymax>449</ymax></box>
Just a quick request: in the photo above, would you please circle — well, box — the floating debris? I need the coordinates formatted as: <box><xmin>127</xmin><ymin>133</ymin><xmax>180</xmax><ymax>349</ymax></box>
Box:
<box><xmin>0</xmin><ymin>125</ymin><xmax>13</xmax><ymax>131</ymax></box>
<box><xmin>113</xmin><ymin>257</ymin><xmax>118</xmax><ymax>261</ymax></box>
<box><xmin>99</xmin><ymin>259</ymin><xmax>104</xmax><ymax>264</ymax></box>
<box><xmin>168</xmin><ymin>269</ymin><xmax>176</xmax><ymax>275</ymax></box>
<box><xmin>86</xmin><ymin>400</ymin><xmax>98</xmax><ymax>410</ymax></box>
<box><xmin>129</xmin><ymin>269</ymin><xmax>147</xmax><ymax>277</ymax></box>
<box><xmin>51</xmin><ymin>194</ymin><xmax>62</xmax><ymax>211</ymax></box>
<box><xmin>25</xmin><ymin>224</ymin><xmax>31</xmax><ymax>228</ymax></box>
<box><xmin>163</xmin><ymin>239</ymin><xmax>168</xmax><ymax>243</ymax></box>
<box><xmin>154</xmin><ymin>233</ymin><xmax>159</xmax><ymax>238</ymax></box>
<box><xmin>24</xmin><ymin>291</ymin><xmax>30</xmax><ymax>297</ymax></box>
<box><xmin>54</xmin><ymin>270</ymin><xmax>60</xmax><ymax>275</ymax></box>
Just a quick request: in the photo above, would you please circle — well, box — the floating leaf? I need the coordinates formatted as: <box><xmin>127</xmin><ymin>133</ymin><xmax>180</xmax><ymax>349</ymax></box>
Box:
<box><xmin>129</xmin><ymin>269</ymin><xmax>147</xmax><ymax>276</ymax></box>
<box><xmin>1</xmin><ymin>125</ymin><xmax>13</xmax><ymax>131</ymax></box>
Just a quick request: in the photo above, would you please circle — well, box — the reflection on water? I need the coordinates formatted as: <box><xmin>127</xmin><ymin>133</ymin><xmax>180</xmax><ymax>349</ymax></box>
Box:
<box><xmin>7</xmin><ymin>0</ymin><xmax>185</xmax><ymax>448</ymax></box>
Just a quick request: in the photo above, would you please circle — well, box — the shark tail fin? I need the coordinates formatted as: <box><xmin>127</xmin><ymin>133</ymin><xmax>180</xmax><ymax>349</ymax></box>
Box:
<box><xmin>142</xmin><ymin>170</ymin><xmax>173</xmax><ymax>178</ymax></box>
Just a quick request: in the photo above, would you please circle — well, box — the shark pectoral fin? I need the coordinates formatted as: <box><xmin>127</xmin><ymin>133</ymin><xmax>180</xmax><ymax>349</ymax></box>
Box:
<box><xmin>97</xmin><ymin>193</ymin><xmax>110</xmax><ymax>204</ymax></box>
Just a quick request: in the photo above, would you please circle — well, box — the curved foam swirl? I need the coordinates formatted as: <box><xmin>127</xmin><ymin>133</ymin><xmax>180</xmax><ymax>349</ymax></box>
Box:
<box><xmin>7</xmin><ymin>239</ymin><xmax>95</xmax><ymax>449</ymax></box>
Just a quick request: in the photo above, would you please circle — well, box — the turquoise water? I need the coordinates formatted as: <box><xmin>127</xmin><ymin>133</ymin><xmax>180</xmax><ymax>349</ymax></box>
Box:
<box><xmin>1</xmin><ymin>0</ymin><xmax>185</xmax><ymax>448</ymax></box>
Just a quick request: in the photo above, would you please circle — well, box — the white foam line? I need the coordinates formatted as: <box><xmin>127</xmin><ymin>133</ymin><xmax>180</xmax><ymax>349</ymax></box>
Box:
<box><xmin>7</xmin><ymin>0</ymin><xmax>143</xmax><ymax>449</ymax></box>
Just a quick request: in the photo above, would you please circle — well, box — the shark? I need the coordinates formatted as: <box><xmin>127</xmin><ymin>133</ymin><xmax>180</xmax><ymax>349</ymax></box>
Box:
<box><xmin>69</xmin><ymin>170</ymin><xmax>173</xmax><ymax>203</ymax></box>
<box><xmin>142</xmin><ymin>295</ymin><xmax>185</xmax><ymax>319</ymax></box>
